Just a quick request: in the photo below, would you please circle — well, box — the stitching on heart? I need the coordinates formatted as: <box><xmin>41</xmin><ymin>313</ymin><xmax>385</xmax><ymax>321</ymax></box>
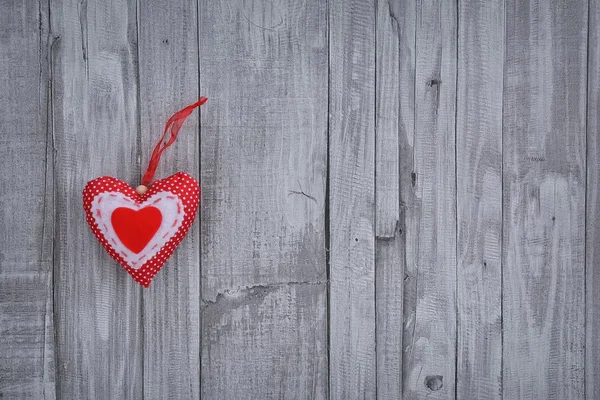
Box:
<box><xmin>90</xmin><ymin>191</ymin><xmax>184</xmax><ymax>269</ymax></box>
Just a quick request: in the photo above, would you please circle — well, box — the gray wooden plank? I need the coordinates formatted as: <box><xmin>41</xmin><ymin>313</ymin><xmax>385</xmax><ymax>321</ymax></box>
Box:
<box><xmin>402</xmin><ymin>1</ymin><xmax>457</xmax><ymax>398</ymax></box>
<box><xmin>137</xmin><ymin>1</ymin><xmax>201</xmax><ymax>398</ymax></box>
<box><xmin>51</xmin><ymin>0</ymin><xmax>143</xmax><ymax>398</ymax></box>
<box><xmin>456</xmin><ymin>0</ymin><xmax>503</xmax><ymax>398</ymax></box>
<box><xmin>398</xmin><ymin>2</ymin><xmax>419</xmax><ymax>399</ymax></box>
<box><xmin>587</xmin><ymin>0</ymin><xmax>600</xmax><ymax>397</ymax></box>
<box><xmin>329</xmin><ymin>0</ymin><xmax>376</xmax><ymax>397</ymax></box>
<box><xmin>198</xmin><ymin>0</ymin><xmax>328</xmax><ymax>398</ymax></box>
<box><xmin>503</xmin><ymin>0</ymin><xmax>587</xmax><ymax>398</ymax></box>
<box><xmin>0</xmin><ymin>1</ymin><xmax>55</xmax><ymax>398</ymax></box>
<box><xmin>201</xmin><ymin>283</ymin><xmax>327</xmax><ymax>399</ymax></box>
<box><xmin>375</xmin><ymin>0</ymin><xmax>415</xmax><ymax>398</ymax></box>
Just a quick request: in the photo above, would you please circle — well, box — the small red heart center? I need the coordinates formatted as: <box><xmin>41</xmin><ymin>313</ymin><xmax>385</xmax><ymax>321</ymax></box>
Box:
<box><xmin>111</xmin><ymin>206</ymin><xmax>162</xmax><ymax>254</ymax></box>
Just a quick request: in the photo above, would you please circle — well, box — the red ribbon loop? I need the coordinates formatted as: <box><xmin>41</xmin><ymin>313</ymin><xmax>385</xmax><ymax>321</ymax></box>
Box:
<box><xmin>141</xmin><ymin>97</ymin><xmax>207</xmax><ymax>186</ymax></box>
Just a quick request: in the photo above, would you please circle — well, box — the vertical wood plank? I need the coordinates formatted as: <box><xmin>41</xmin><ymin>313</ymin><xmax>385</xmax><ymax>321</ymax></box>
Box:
<box><xmin>397</xmin><ymin>1</ymin><xmax>419</xmax><ymax>399</ymax></box>
<box><xmin>137</xmin><ymin>1</ymin><xmax>200</xmax><ymax>398</ymax></box>
<box><xmin>329</xmin><ymin>0</ymin><xmax>376</xmax><ymax>397</ymax></box>
<box><xmin>587</xmin><ymin>0</ymin><xmax>600</xmax><ymax>397</ymax></box>
<box><xmin>403</xmin><ymin>1</ymin><xmax>457</xmax><ymax>398</ymax></box>
<box><xmin>202</xmin><ymin>283</ymin><xmax>327</xmax><ymax>399</ymax></box>
<box><xmin>503</xmin><ymin>0</ymin><xmax>587</xmax><ymax>398</ymax></box>
<box><xmin>51</xmin><ymin>0</ymin><xmax>143</xmax><ymax>398</ymax></box>
<box><xmin>0</xmin><ymin>1</ymin><xmax>55</xmax><ymax>398</ymax></box>
<box><xmin>375</xmin><ymin>0</ymin><xmax>415</xmax><ymax>398</ymax></box>
<box><xmin>199</xmin><ymin>0</ymin><xmax>328</xmax><ymax>398</ymax></box>
<box><xmin>456</xmin><ymin>0</ymin><xmax>503</xmax><ymax>398</ymax></box>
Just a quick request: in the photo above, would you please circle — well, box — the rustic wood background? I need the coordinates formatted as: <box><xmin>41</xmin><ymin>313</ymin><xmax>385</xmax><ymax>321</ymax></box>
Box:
<box><xmin>1</xmin><ymin>0</ymin><xmax>598</xmax><ymax>399</ymax></box>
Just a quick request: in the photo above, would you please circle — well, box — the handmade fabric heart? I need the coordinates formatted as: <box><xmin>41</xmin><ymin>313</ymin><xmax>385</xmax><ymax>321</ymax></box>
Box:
<box><xmin>83</xmin><ymin>172</ymin><xmax>199</xmax><ymax>287</ymax></box>
<box><xmin>83</xmin><ymin>98</ymin><xmax>206</xmax><ymax>286</ymax></box>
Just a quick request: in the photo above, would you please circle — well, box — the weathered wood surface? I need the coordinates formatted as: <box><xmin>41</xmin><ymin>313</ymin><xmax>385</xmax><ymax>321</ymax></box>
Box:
<box><xmin>0</xmin><ymin>1</ymin><xmax>54</xmax><ymax>399</ymax></box>
<box><xmin>503</xmin><ymin>0</ymin><xmax>588</xmax><ymax>399</ymax></box>
<box><xmin>1</xmin><ymin>0</ymin><xmax>598</xmax><ymax>399</ymax></box>
<box><xmin>587</xmin><ymin>0</ymin><xmax>600</xmax><ymax>398</ymax></box>
<box><xmin>198</xmin><ymin>0</ymin><xmax>328</xmax><ymax>398</ymax></box>
<box><xmin>138</xmin><ymin>0</ymin><xmax>201</xmax><ymax>398</ymax></box>
<box><xmin>403</xmin><ymin>1</ymin><xmax>457</xmax><ymax>398</ymax></box>
<box><xmin>375</xmin><ymin>0</ymin><xmax>414</xmax><ymax>398</ymax></box>
<box><xmin>456</xmin><ymin>0</ymin><xmax>503</xmax><ymax>398</ymax></box>
<box><xmin>329</xmin><ymin>0</ymin><xmax>376</xmax><ymax>397</ymax></box>
<box><xmin>51</xmin><ymin>0</ymin><xmax>143</xmax><ymax>398</ymax></box>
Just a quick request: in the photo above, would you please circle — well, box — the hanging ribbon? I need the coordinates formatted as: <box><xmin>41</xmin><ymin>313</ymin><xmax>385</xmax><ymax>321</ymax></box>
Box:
<box><xmin>141</xmin><ymin>97</ymin><xmax>207</xmax><ymax>186</ymax></box>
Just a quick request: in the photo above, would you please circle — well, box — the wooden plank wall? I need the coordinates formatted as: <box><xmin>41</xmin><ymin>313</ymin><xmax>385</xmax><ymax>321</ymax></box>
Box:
<box><xmin>138</xmin><ymin>0</ymin><xmax>201</xmax><ymax>398</ymax></box>
<box><xmin>404</xmin><ymin>2</ymin><xmax>458</xmax><ymax>398</ymax></box>
<box><xmin>0</xmin><ymin>0</ymin><xmax>598</xmax><ymax>399</ymax></box>
<box><xmin>374</xmin><ymin>0</ymin><xmax>413</xmax><ymax>398</ymax></box>
<box><xmin>51</xmin><ymin>0</ymin><xmax>143</xmax><ymax>398</ymax></box>
<box><xmin>329</xmin><ymin>0</ymin><xmax>376</xmax><ymax>397</ymax></box>
<box><xmin>588</xmin><ymin>0</ymin><xmax>600</xmax><ymax>398</ymax></box>
<box><xmin>456</xmin><ymin>1</ymin><xmax>503</xmax><ymax>398</ymax></box>
<box><xmin>198</xmin><ymin>0</ymin><xmax>328</xmax><ymax>398</ymax></box>
<box><xmin>503</xmin><ymin>1</ymin><xmax>588</xmax><ymax>399</ymax></box>
<box><xmin>0</xmin><ymin>1</ymin><xmax>54</xmax><ymax>399</ymax></box>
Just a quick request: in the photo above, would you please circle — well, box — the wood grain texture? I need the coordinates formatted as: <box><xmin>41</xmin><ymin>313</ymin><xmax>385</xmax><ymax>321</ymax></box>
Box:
<box><xmin>503</xmin><ymin>0</ymin><xmax>587</xmax><ymax>398</ymax></box>
<box><xmin>51</xmin><ymin>0</ymin><xmax>143</xmax><ymax>398</ymax></box>
<box><xmin>398</xmin><ymin>2</ymin><xmax>419</xmax><ymax>399</ymax></box>
<box><xmin>201</xmin><ymin>283</ymin><xmax>327</xmax><ymax>399</ymax></box>
<box><xmin>0</xmin><ymin>1</ymin><xmax>55</xmax><ymax>398</ymax></box>
<box><xmin>329</xmin><ymin>0</ymin><xmax>376</xmax><ymax>398</ymax></box>
<box><xmin>403</xmin><ymin>1</ymin><xmax>457</xmax><ymax>398</ymax></box>
<box><xmin>456</xmin><ymin>1</ymin><xmax>503</xmax><ymax>398</ymax></box>
<box><xmin>587</xmin><ymin>0</ymin><xmax>600</xmax><ymax>398</ymax></box>
<box><xmin>199</xmin><ymin>0</ymin><xmax>328</xmax><ymax>398</ymax></box>
<box><xmin>137</xmin><ymin>1</ymin><xmax>200</xmax><ymax>398</ymax></box>
<box><xmin>2</xmin><ymin>1</ymin><xmax>599</xmax><ymax>398</ymax></box>
<box><xmin>375</xmin><ymin>0</ymin><xmax>415</xmax><ymax>398</ymax></box>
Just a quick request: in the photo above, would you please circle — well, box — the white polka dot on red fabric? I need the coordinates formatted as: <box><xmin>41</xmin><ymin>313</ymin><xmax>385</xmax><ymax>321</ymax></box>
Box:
<box><xmin>82</xmin><ymin>172</ymin><xmax>200</xmax><ymax>288</ymax></box>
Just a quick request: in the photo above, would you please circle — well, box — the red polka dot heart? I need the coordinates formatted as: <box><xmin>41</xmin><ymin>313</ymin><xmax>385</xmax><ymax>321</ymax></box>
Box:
<box><xmin>83</xmin><ymin>173</ymin><xmax>199</xmax><ymax>287</ymax></box>
<box><xmin>82</xmin><ymin>98</ymin><xmax>206</xmax><ymax>287</ymax></box>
